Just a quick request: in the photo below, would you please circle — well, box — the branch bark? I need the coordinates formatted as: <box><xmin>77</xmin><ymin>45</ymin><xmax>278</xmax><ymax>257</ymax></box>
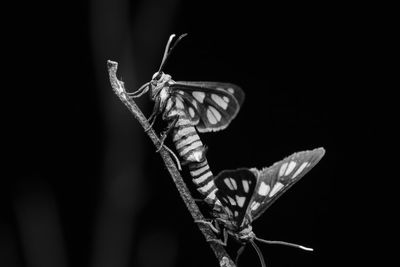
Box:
<box><xmin>107</xmin><ymin>60</ymin><xmax>236</xmax><ymax>267</ymax></box>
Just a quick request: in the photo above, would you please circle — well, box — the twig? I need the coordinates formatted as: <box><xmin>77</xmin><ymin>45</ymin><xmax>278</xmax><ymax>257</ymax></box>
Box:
<box><xmin>107</xmin><ymin>60</ymin><xmax>236</xmax><ymax>267</ymax></box>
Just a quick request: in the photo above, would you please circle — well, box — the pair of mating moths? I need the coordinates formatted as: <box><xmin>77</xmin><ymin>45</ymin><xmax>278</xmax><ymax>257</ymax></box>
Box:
<box><xmin>129</xmin><ymin>34</ymin><xmax>325</xmax><ymax>267</ymax></box>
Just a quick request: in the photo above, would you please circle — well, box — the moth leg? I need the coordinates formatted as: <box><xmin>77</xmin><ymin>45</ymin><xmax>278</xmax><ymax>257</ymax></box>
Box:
<box><xmin>156</xmin><ymin>116</ymin><xmax>179</xmax><ymax>152</ymax></box>
<box><xmin>235</xmin><ymin>244</ymin><xmax>246</xmax><ymax>267</ymax></box>
<box><xmin>144</xmin><ymin>98</ymin><xmax>161</xmax><ymax>132</ymax></box>
<box><xmin>158</xmin><ymin>144</ymin><xmax>182</xmax><ymax>171</ymax></box>
<box><xmin>194</xmin><ymin>220</ymin><xmax>220</xmax><ymax>234</ymax></box>
<box><xmin>206</xmin><ymin>228</ymin><xmax>228</xmax><ymax>246</ymax></box>
<box><xmin>127</xmin><ymin>82</ymin><xmax>150</xmax><ymax>98</ymax></box>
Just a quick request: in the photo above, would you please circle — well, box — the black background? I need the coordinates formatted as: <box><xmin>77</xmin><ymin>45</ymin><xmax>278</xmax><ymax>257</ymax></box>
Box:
<box><xmin>2</xmin><ymin>0</ymin><xmax>375</xmax><ymax>266</ymax></box>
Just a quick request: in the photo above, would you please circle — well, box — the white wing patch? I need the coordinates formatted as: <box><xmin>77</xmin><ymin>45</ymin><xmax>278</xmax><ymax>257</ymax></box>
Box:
<box><xmin>227</xmin><ymin>196</ymin><xmax>236</xmax><ymax>206</ymax></box>
<box><xmin>230</xmin><ymin>178</ymin><xmax>238</xmax><ymax>190</ymax></box>
<box><xmin>211</xmin><ymin>94</ymin><xmax>228</xmax><ymax>110</ymax></box>
<box><xmin>175</xmin><ymin>98</ymin><xmax>184</xmax><ymax>109</ymax></box>
<box><xmin>269</xmin><ymin>182</ymin><xmax>284</xmax><ymax>197</ymax></box>
<box><xmin>258</xmin><ymin>182</ymin><xmax>270</xmax><ymax>196</ymax></box>
<box><xmin>192</xmin><ymin>91</ymin><xmax>205</xmax><ymax>103</ymax></box>
<box><xmin>223</xmin><ymin>96</ymin><xmax>229</xmax><ymax>103</ymax></box>
<box><xmin>188</xmin><ymin>107</ymin><xmax>195</xmax><ymax>118</ymax></box>
<box><xmin>207</xmin><ymin>106</ymin><xmax>222</xmax><ymax>124</ymax></box>
<box><xmin>224</xmin><ymin>178</ymin><xmax>234</xmax><ymax>190</ymax></box>
<box><xmin>291</xmin><ymin>162</ymin><xmax>308</xmax><ymax>179</ymax></box>
<box><xmin>191</xmin><ymin>100</ymin><xmax>198</xmax><ymax>109</ymax></box>
<box><xmin>242</xmin><ymin>180</ymin><xmax>249</xmax><ymax>193</ymax></box>
<box><xmin>227</xmin><ymin>88</ymin><xmax>235</xmax><ymax>94</ymax></box>
<box><xmin>279</xmin><ymin>162</ymin><xmax>288</xmax><ymax>177</ymax></box>
<box><xmin>251</xmin><ymin>201</ymin><xmax>260</xmax><ymax>211</ymax></box>
<box><xmin>236</xmin><ymin>196</ymin><xmax>246</xmax><ymax>207</ymax></box>
<box><xmin>284</xmin><ymin>161</ymin><xmax>297</xmax><ymax>175</ymax></box>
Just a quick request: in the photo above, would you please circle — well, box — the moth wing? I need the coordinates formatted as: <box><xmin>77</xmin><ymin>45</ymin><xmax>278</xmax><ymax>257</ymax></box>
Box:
<box><xmin>247</xmin><ymin>147</ymin><xmax>326</xmax><ymax>222</ymax></box>
<box><xmin>214</xmin><ymin>168</ymin><xmax>257</xmax><ymax>230</ymax></box>
<box><xmin>171</xmin><ymin>82</ymin><xmax>244</xmax><ymax>132</ymax></box>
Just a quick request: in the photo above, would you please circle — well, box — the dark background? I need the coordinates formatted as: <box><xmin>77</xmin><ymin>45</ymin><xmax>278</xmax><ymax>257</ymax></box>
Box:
<box><xmin>3</xmin><ymin>0</ymin><xmax>374</xmax><ymax>266</ymax></box>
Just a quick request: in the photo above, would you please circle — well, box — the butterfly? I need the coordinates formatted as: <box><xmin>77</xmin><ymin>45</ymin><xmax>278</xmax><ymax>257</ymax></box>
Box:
<box><xmin>128</xmin><ymin>33</ymin><xmax>244</xmax><ymax>143</ymax></box>
<box><xmin>199</xmin><ymin>148</ymin><xmax>325</xmax><ymax>267</ymax></box>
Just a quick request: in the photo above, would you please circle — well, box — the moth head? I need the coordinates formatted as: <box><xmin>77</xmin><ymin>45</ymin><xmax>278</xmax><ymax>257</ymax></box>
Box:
<box><xmin>149</xmin><ymin>71</ymin><xmax>171</xmax><ymax>100</ymax></box>
<box><xmin>237</xmin><ymin>225</ymin><xmax>255</xmax><ymax>242</ymax></box>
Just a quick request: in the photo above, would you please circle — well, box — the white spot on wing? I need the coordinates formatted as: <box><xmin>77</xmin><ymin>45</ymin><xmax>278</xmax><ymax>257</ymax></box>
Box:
<box><xmin>291</xmin><ymin>162</ymin><xmax>308</xmax><ymax>179</ymax></box>
<box><xmin>236</xmin><ymin>196</ymin><xmax>246</xmax><ymax>207</ymax></box>
<box><xmin>222</xmin><ymin>96</ymin><xmax>229</xmax><ymax>103</ymax></box>
<box><xmin>258</xmin><ymin>182</ymin><xmax>270</xmax><ymax>196</ymax></box>
<box><xmin>188</xmin><ymin>107</ymin><xmax>195</xmax><ymax>118</ymax></box>
<box><xmin>269</xmin><ymin>182</ymin><xmax>284</xmax><ymax>197</ymax></box>
<box><xmin>224</xmin><ymin>178</ymin><xmax>234</xmax><ymax>190</ymax></box>
<box><xmin>279</xmin><ymin>163</ymin><xmax>288</xmax><ymax>177</ymax></box>
<box><xmin>209</xmin><ymin>106</ymin><xmax>222</xmax><ymax>121</ymax></box>
<box><xmin>242</xmin><ymin>180</ymin><xmax>249</xmax><ymax>193</ymax></box>
<box><xmin>228</xmin><ymin>196</ymin><xmax>236</xmax><ymax>206</ymax></box>
<box><xmin>251</xmin><ymin>202</ymin><xmax>260</xmax><ymax>210</ymax></box>
<box><xmin>192</xmin><ymin>91</ymin><xmax>205</xmax><ymax>103</ymax></box>
<box><xmin>227</xmin><ymin>88</ymin><xmax>234</xmax><ymax>94</ymax></box>
<box><xmin>211</xmin><ymin>94</ymin><xmax>228</xmax><ymax>109</ymax></box>
<box><xmin>175</xmin><ymin>98</ymin><xmax>184</xmax><ymax>109</ymax></box>
<box><xmin>284</xmin><ymin>161</ymin><xmax>297</xmax><ymax>175</ymax></box>
<box><xmin>229</xmin><ymin>178</ymin><xmax>237</xmax><ymax>190</ymax></box>
<box><xmin>234</xmin><ymin>211</ymin><xmax>239</xmax><ymax>217</ymax></box>
<box><xmin>207</xmin><ymin>109</ymin><xmax>218</xmax><ymax>124</ymax></box>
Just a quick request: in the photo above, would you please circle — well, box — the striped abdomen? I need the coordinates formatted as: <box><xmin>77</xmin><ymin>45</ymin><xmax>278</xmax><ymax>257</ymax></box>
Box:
<box><xmin>172</xmin><ymin>117</ymin><xmax>220</xmax><ymax>205</ymax></box>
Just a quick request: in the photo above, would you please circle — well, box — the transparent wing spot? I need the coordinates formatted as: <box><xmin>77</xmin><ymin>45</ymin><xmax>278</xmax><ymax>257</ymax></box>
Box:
<box><xmin>224</xmin><ymin>178</ymin><xmax>234</xmax><ymax>190</ymax></box>
<box><xmin>242</xmin><ymin>180</ymin><xmax>250</xmax><ymax>193</ymax></box>
<box><xmin>206</xmin><ymin>106</ymin><xmax>222</xmax><ymax>124</ymax></box>
<box><xmin>211</xmin><ymin>94</ymin><xmax>228</xmax><ymax>110</ymax></box>
<box><xmin>175</xmin><ymin>98</ymin><xmax>184</xmax><ymax>109</ymax></box>
<box><xmin>234</xmin><ymin>211</ymin><xmax>239</xmax><ymax>217</ymax></box>
<box><xmin>291</xmin><ymin>162</ymin><xmax>308</xmax><ymax>179</ymax></box>
<box><xmin>235</xmin><ymin>196</ymin><xmax>246</xmax><ymax>207</ymax></box>
<box><xmin>251</xmin><ymin>201</ymin><xmax>261</xmax><ymax>211</ymax></box>
<box><xmin>258</xmin><ymin>182</ymin><xmax>271</xmax><ymax>196</ymax></box>
<box><xmin>278</xmin><ymin>162</ymin><xmax>289</xmax><ymax>177</ymax></box>
<box><xmin>269</xmin><ymin>182</ymin><xmax>284</xmax><ymax>197</ymax></box>
<box><xmin>227</xmin><ymin>88</ymin><xmax>235</xmax><ymax>94</ymax></box>
<box><xmin>191</xmin><ymin>99</ymin><xmax>198</xmax><ymax>108</ymax></box>
<box><xmin>192</xmin><ymin>91</ymin><xmax>205</xmax><ymax>103</ymax></box>
<box><xmin>284</xmin><ymin>161</ymin><xmax>297</xmax><ymax>176</ymax></box>
<box><xmin>188</xmin><ymin>107</ymin><xmax>196</xmax><ymax>118</ymax></box>
<box><xmin>223</xmin><ymin>96</ymin><xmax>229</xmax><ymax>103</ymax></box>
<box><xmin>227</xmin><ymin>196</ymin><xmax>237</xmax><ymax>206</ymax></box>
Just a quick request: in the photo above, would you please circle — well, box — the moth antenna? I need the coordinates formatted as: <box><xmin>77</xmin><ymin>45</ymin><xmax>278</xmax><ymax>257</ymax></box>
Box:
<box><xmin>158</xmin><ymin>33</ymin><xmax>188</xmax><ymax>73</ymax></box>
<box><xmin>249</xmin><ymin>239</ymin><xmax>266</xmax><ymax>267</ymax></box>
<box><xmin>255</xmin><ymin>236</ymin><xmax>314</xmax><ymax>252</ymax></box>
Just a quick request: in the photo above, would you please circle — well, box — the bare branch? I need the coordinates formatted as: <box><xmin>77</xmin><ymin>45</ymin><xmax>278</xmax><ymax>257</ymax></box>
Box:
<box><xmin>107</xmin><ymin>60</ymin><xmax>236</xmax><ymax>267</ymax></box>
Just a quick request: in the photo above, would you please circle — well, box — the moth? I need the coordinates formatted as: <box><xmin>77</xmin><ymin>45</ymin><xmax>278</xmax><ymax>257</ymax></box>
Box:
<box><xmin>128</xmin><ymin>33</ymin><xmax>244</xmax><ymax>186</ymax></box>
<box><xmin>128</xmin><ymin>33</ymin><xmax>244</xmax><ymax>145</ymax></box>
<box><xmin>198</xmin><ymin>148</ymin><xmax>325</xmax><ymax>267</ymax></box>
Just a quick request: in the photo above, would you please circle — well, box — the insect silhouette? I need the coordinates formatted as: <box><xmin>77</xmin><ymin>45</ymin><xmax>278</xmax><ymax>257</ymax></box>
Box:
<box><xmin>198</xmin><ymin>148</ymin><xmax>325</xmax><ymax>267</ymax></box>
<box><xmin>129</xmin><ymin>34</ymin><xmax>244</xmax><ymax>203</ymax></box>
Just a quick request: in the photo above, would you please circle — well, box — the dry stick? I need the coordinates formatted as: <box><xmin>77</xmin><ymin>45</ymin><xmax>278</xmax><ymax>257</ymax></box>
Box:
<box><xmin>107</xmin><ymin>60</ymin><xmax>236</xmax><ymax>267</ymax></box>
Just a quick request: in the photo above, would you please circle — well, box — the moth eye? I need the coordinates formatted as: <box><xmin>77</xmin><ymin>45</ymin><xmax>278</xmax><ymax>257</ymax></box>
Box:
<box><xmin>152</xmin><ymin>71</ymin><xmax>163</xmax><ymax>81</ymax></box>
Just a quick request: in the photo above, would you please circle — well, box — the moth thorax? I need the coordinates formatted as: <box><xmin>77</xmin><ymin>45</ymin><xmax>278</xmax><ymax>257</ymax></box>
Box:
<box><xmin>238</xmin><ymin>225</ymin><xmax>255</xmax><ymax>242</ymax></box>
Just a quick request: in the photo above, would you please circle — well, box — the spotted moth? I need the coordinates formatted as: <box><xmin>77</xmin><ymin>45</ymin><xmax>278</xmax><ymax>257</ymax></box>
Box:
<box><xmin>129</xmin><ymin>33</ymin><xmax>244</xmax><ymax>137</ymax></box>
<box><xmin>201</xmin><ymin>148</ymin><xmax>325</xmax><ymax>267</ymax></box>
